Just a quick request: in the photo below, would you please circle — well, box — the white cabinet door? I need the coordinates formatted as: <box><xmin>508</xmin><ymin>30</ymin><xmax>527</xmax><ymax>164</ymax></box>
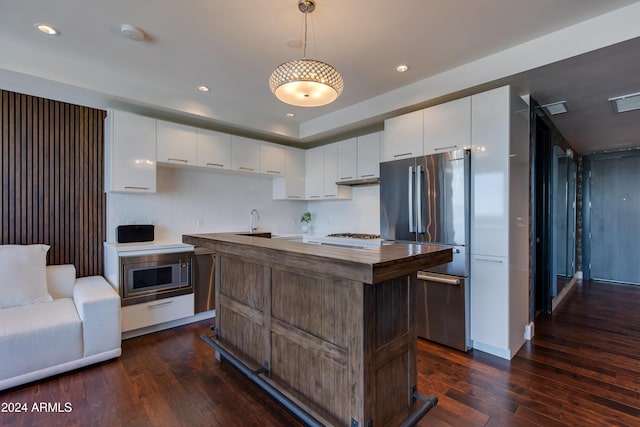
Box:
<box><xmin>471</xmin><ymin>88</ymin><xmax>510</xmax><ymax>258</ymax></box>
<box><xmin>196</xmin><ymin>129</ymin><xmax>231</xmax><ymax>169</ymax></box>
<box><xmin>337</xmin><ymin>138</ymin><xmax>357</xmax><ymax>182</ymax></box>
<box><xmin>323</xmin><ymin>143</ymin><xmax>340</xmax><ymax>197</ymax></box>
<box><xmin>273</xmin><ymin>147</ymin><xmax>305</xmax><ymax>200</ymax></box>
<box><xmin>423</xmin><ymin>97</ymin><xmax>471</xmax><ymax>155</ymax></box>
<box><xmin>156</xmin><ymin>120</ymin><xmax>197</xmax><ymax>165</ymax></box>
<box><xmin>357</xmin><ymin>132</ymin><xmax>381</xmax><ymax>179</ymax></box>
<box><xmin>470</xmin><ymin>254</ymin><xmax>509</xmax><ymax>350</ymax></box>
<box><xmin>382</xmin><ymin>109</ymin><xmax>423</xmax><ymax>162</ymax></box>
<box><xmin>231</xmin><ymin>136</ymin><xmax>260</xmax><ymax>173</ymax></box>
<box><xmin>306</xmin><ymin>146</ymin><xmax>323</xmax><ymax>199</ymax></box>
<box><xmin>260</xmin><ymin>144</ymin><xmax>285</xmax><ymax>176</ymax></box>
<box><xmin>105</xmin><ymin>110</ymin><xmax>156</xmax><ymax>193</ymax></box>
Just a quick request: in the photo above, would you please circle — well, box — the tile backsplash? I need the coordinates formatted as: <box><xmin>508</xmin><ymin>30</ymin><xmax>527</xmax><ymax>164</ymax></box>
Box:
<box><xmin>107</xmin><ymin>166</ymin><xmax>380</xmax><ymax>242</ymax></box>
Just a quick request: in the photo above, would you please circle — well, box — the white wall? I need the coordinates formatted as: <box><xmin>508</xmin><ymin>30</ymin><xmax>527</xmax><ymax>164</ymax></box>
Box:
<box><xmin>107</xmin><ymin>166</ymin><xmax>380</xmax><ymax>242</ymax></box>
<box><xmin>306</xmin><ymin>185</ymin><xmax>380</xmax><ymax>235</ymax></box>
<box><xmin>107</xmin><ymin>166</ymin><xmax>307</xmax><ymax>242</ymax></box>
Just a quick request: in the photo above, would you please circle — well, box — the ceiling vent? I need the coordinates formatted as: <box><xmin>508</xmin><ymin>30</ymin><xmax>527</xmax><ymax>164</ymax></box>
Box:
<box><xmin>609</xmin><ymin>92</ymin><xmax>640</xmax><ymax>113</ymax></box>
<box><xmin>541</xmin><ymin>101</ymin><xmax>568</xmax><ymax>115</ymax></box>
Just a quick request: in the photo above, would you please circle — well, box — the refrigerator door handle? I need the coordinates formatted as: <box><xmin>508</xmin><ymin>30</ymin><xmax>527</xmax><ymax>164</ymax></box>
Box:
<box><xmin>417</xmin><ymin>272</ymin><xmax>461</xmax><ymax>286</ymax></box>
<box><xmin>416</xmin><ymin>165</ymin><xmax>425</xmax><ymax>233</ymax></box>
<box><xmin>408</xmin><ymin>166</ymin><xmax>415</xmax><ymax>232</ymax></box>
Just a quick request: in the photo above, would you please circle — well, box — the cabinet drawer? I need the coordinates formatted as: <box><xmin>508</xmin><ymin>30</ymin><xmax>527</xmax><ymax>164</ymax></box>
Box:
<box><xmin>121</xmin><ymin>294</ymin><xmax>194</xmax><ymax>332</ymax></box>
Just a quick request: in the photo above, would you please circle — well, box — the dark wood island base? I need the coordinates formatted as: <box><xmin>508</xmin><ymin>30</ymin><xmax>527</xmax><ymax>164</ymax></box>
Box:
<box><xmin>182</xmin><ymin>233</ymin><xmax>451</xmax><ymax>427</ymax></box>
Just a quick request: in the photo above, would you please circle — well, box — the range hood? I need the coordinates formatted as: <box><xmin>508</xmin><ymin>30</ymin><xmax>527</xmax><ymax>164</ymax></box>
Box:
<box><xmin>336</xmin><ymin>177</ymin><xmax>380</xmax><ymax>186</ymax></box>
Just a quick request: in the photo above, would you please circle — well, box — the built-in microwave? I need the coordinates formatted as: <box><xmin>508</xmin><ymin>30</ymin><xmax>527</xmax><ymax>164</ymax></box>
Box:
<box><xmin>120</xmin><ymin>251</ymin><xmax>193</xmax><ymax>306</ymax></box>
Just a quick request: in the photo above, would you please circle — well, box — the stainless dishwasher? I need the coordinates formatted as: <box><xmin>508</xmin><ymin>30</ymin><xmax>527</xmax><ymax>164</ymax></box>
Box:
<box><xmin>415</xmin><ymin>270</ymin><xmax>470</xmax><ymax>351</ymax></box>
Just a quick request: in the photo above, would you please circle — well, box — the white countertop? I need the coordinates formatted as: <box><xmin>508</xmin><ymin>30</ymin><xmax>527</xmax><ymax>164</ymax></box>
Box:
<box><xmin>104</xmin><ymin>240</ymin><xmax>194</xmax><ymax>254</ymax></box>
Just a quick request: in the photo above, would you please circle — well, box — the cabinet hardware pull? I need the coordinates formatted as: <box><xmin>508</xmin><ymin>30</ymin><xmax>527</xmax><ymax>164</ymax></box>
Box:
<box><xmin>287</xmin><ymin>196</ymin><xmax>301</xmax><ymax>199</ymax></box>
<box><xmin>475</xmin><ymin>257</ymin><xmax>503</xmax><ymax>263</ymax></box>
<box><xmin>340</xmin><ymin>176</ymin><xmax>353</xmax><ymax>180</ymax></box>
<box><xmin>147</xmin><ymin>300</ymin><xmax>173</xmax><ymax>308</ymax></box>
<box><xmin>168</xmin><ymin>158</ymin><xmax>188</xmax><ymax>163</ymax></box>
<box><xmin>239</xmin><ymin>167</ymin><xmax>255</xmax><ymax>171</ymax></box>
<box><xmin>309</xmin><ymin>195</ymin><xmax>321</xmax><ymax>198</ymax></box>
<box><xmin>394</xmin><ymin>152</ymin><xmax>413</xmax><ymax>158</ymax></box>
<box><xmin>324</xmin><ymin>194</ymin><xmax>336</xmax><ymax>197</ymax></box>
<box><xmin>267</xmin><ymin>170</ymin><xmax>281</xmax><ymax>175</ymax></box>
<box><xmin>434</xmin><ymin>145</ymin><xmax>458</xmax><ymax>151</ymax></box>
<box><xmin>206</xmin><ymin>163</ymin><xmax>224</xmax><ymax>168</ymax></box>
<box><xmin>124</xmin><ymin>186</ymin><xmax>149</xmax><ymax>190</ymax></box>
<box><xmin>360</xmin><ymin>174</ymin><xmax>375</xmax><ymax>178</ymax></box>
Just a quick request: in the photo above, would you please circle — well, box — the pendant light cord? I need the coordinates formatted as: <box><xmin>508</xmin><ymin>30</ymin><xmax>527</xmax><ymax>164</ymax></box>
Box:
<box><xmin>303</xmin><ymin>3</ymin><xmax>309</xmax><ymax>59</ymax></box>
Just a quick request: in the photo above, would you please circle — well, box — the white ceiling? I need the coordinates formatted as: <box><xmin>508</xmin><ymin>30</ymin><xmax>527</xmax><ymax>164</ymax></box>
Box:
<box><xmin>1</xmin><ymin>0</ymin><xmax>640</xmax><ymax>154</ymax></box>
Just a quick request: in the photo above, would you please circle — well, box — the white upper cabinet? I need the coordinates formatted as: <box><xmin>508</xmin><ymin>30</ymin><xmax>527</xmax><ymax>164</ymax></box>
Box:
<box><xmin>337</xmin><ymin>138</ymin><xmax>357</xmax><ymax>182</ymax></box>
<box><xmin>305</xmin><ymin>146</ymin><xmax>323</xmax><ymax>199</ymax></box>
<box><xmin>471</xmin><ymin>88</ymin><xmax>511</xmax><ymax>258</ymax></box>
<box><xmin>260</xmin><ymin>143</ymin><xmax>285</xmax><ymax>176</ymax></box>
<box><xmin>423</xmin><ymin>97</ymin><xmax>471</xmax><ymax>154</ymax></box>
<box><xmin>196</xmin><ymin>129</ymin><xmax>231</xmax><ymax>170</ymax></box>
<box><xmin>231</xmin><ymin>136</ymin><xmax>261</xmax><ymax>173</ymax></box>
<box><xmin>357</xmin><ymin>132</ymin><xmax>381</xmax><ymax>179</ymax></box>
<box><xmin>382</xmin><ymin>109</ymin><xmax>423</xmax><ymax>162</ymax></box>
<box><xmin>273</xmin><ymin>147</ymin><xmax>305</xmax><ymax>200</ymax></box>
<box><xmin>156</xmin><ymin>120</ymin><xmax>197</xmax><ymax>165</ymax></box>
<box><xmin>305</xmin><ymin>144</ymin><xmax>351</xmax><ymax>200</ymax></box>
<box><xmin>322</xmin><ymin>143</ymin><xmax>340</xmax><ymax>197</ymax></box>
<box><xmin>104</xmin><ymin>110</ymin><xmax>156</xmax><ymax>193</ymax></box>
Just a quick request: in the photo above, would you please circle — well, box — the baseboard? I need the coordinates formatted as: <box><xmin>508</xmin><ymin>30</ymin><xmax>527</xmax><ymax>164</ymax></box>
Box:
<box><xmin>552</xmin><ymin>277</ymin><xmax>578</xmax><ymax>312</ymax></box>
<box><xmin>122</xmin><ymin>310</ymin><xmax>215</xmax><ymax>340</ymax></box>
<box><xmin>472</xmin><ymin>341</ymin><xmax>513</xmax><ymax>360</ymax></box>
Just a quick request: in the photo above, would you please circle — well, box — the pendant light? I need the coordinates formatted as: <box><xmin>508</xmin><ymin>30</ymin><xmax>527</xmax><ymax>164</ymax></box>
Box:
<box><xmin>269</xmin><ymin>0</ymin><xmax>343</xmax><ymax>107</ymax></box>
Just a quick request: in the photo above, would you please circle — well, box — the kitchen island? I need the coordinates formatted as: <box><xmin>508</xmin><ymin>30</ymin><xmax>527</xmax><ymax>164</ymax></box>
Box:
<box><xmin>182</xmin><ymin>233</ymin><xmax>451</xmax><ymax>427</ymax></box>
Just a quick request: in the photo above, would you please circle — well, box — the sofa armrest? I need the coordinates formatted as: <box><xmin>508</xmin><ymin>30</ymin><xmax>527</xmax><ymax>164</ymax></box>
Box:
<box><xmin>46</xmin><ymin>265</ymin><xmax>77</xmax><ymax>299</ymax></box>
<box><xmin>73</xmin><ymin>276</ymin><xmax>121</xmax><ymax>357</ymax></box>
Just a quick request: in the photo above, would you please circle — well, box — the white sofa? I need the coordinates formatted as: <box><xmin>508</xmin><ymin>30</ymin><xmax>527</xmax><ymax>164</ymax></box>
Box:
<box><xmin>0</xmin><ymin>263</ymin><xmax>121</xmax><ymax>391</ymax></box>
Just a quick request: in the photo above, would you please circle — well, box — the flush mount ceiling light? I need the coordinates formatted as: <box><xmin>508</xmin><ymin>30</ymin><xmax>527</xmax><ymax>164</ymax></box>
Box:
<box><xmin>609</xmin><ymin>92</ymin><xmax>640</xmax><ymax>113</ymax></box>
<box><xmin>198</xmin><ymin>85</ymin><xmax>210</xmax><ymax>92</ymax></box>
<box><xmin>35</xmin><ymin>23</ymin><xmax>60</xmax><ymax>36</ymax></box>
<box><xmin>269</xmin><ymin>0</ymin><xmax>343</xmax><ymax>107</ymax></box>
<box><xmin>541</xmin><ymin>101</ymin><xmax>568</xmax><ymax>115</ymax></box>
<box><xmin>396</xmin><ymin>64</ymin><xmax>409</xmax><ymax>73</ymax></box>
<box><xmin>119</xmin><ymin>24</ymin><xmax>145</xmax><ymax>41</ymax></box>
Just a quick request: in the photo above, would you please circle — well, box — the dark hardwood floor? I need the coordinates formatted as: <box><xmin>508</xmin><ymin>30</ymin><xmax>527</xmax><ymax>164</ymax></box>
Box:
<box><xmin>1</xmin><ymin>280</ymin><xmax>639</xmax><ymax>426</ymax></box>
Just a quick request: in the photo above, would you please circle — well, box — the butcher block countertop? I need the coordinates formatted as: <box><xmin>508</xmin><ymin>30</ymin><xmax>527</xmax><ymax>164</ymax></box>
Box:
<box><xmin>182</xmin><ymin>232</ymin><xmax>452</xmax><ymax>284</ymax></box>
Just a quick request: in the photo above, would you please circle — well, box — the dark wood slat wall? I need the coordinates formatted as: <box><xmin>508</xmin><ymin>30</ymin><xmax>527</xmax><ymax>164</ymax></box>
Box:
<box><xmin>0</xmin><ymin>89</ymin><xmax>106</xmax><ymax>277</ymax></box>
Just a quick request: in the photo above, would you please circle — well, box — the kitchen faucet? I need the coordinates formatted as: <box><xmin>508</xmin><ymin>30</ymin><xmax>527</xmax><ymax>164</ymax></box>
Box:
<box><xmin>250</xmin><ymin>209</ymin><xmax>260</xmax><ymax>233</ymax></box>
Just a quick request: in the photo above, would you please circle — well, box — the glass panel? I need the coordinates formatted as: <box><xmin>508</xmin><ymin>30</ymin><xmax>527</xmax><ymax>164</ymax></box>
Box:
<box><xmin>133</xmin><ymin>266</ymin><xmax>173</xmax><ymax>289</ymax></box>
<box><xmin>553</xmin><ymin>146</ymin><xmax>567</xmax><ymax>298</ymax></box>
<box><xmin>566</xmin><ymin>159</ymin><xmax>576</xmax><ymax>278</ymax></box>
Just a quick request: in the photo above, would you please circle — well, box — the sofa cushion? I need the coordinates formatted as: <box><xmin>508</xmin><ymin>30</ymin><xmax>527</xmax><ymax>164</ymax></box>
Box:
<box><xmin>0</xmin><ymin>298</ymin><xmax>83</xmax><ymax>380</ymax></box>
<box><xmin>46</xmin><ymin>264</ymin><xmax>77</xmax><ymax>299</ymax></box>
<box><xmin>0</xmin><ymin>244</ymin><xmax>52</xmax><ymax>309</ymax></box>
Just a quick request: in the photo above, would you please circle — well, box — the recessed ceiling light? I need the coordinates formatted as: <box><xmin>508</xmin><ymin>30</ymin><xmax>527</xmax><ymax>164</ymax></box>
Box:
<box><xmin>609</xmin><ymin>92</ymin><xmax>640</xmax><ymax>113</ymax></box>
<box><xmin>286</xmin><ymin>113</ymin><xmax>295</xmax><ymax>117</ymax></box>
<box><xmin>396</xmin><ymin>64</ymin><xmax>409</xmax><ymax>73</ymax></box>
<box><xmin>35</xmin><ymin>23</ymin><xmax>60</xmax><ymax>36</ymax></box>
<box><xmin>198</xmin><ymin>86</ymin><xmax>210</xmax><ymax>92</ymax></box>
<box><xmin>541</xmin><ymin>101</ymin><xmax>568</xmax><ymax>115</ymax></box>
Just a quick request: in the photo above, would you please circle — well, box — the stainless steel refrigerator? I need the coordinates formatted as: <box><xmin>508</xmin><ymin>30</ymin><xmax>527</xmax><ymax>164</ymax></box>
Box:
<box><xmin>380</xmin><ymin>149</ymin><xmax>471</xmax><ymax>351</ymax></box>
